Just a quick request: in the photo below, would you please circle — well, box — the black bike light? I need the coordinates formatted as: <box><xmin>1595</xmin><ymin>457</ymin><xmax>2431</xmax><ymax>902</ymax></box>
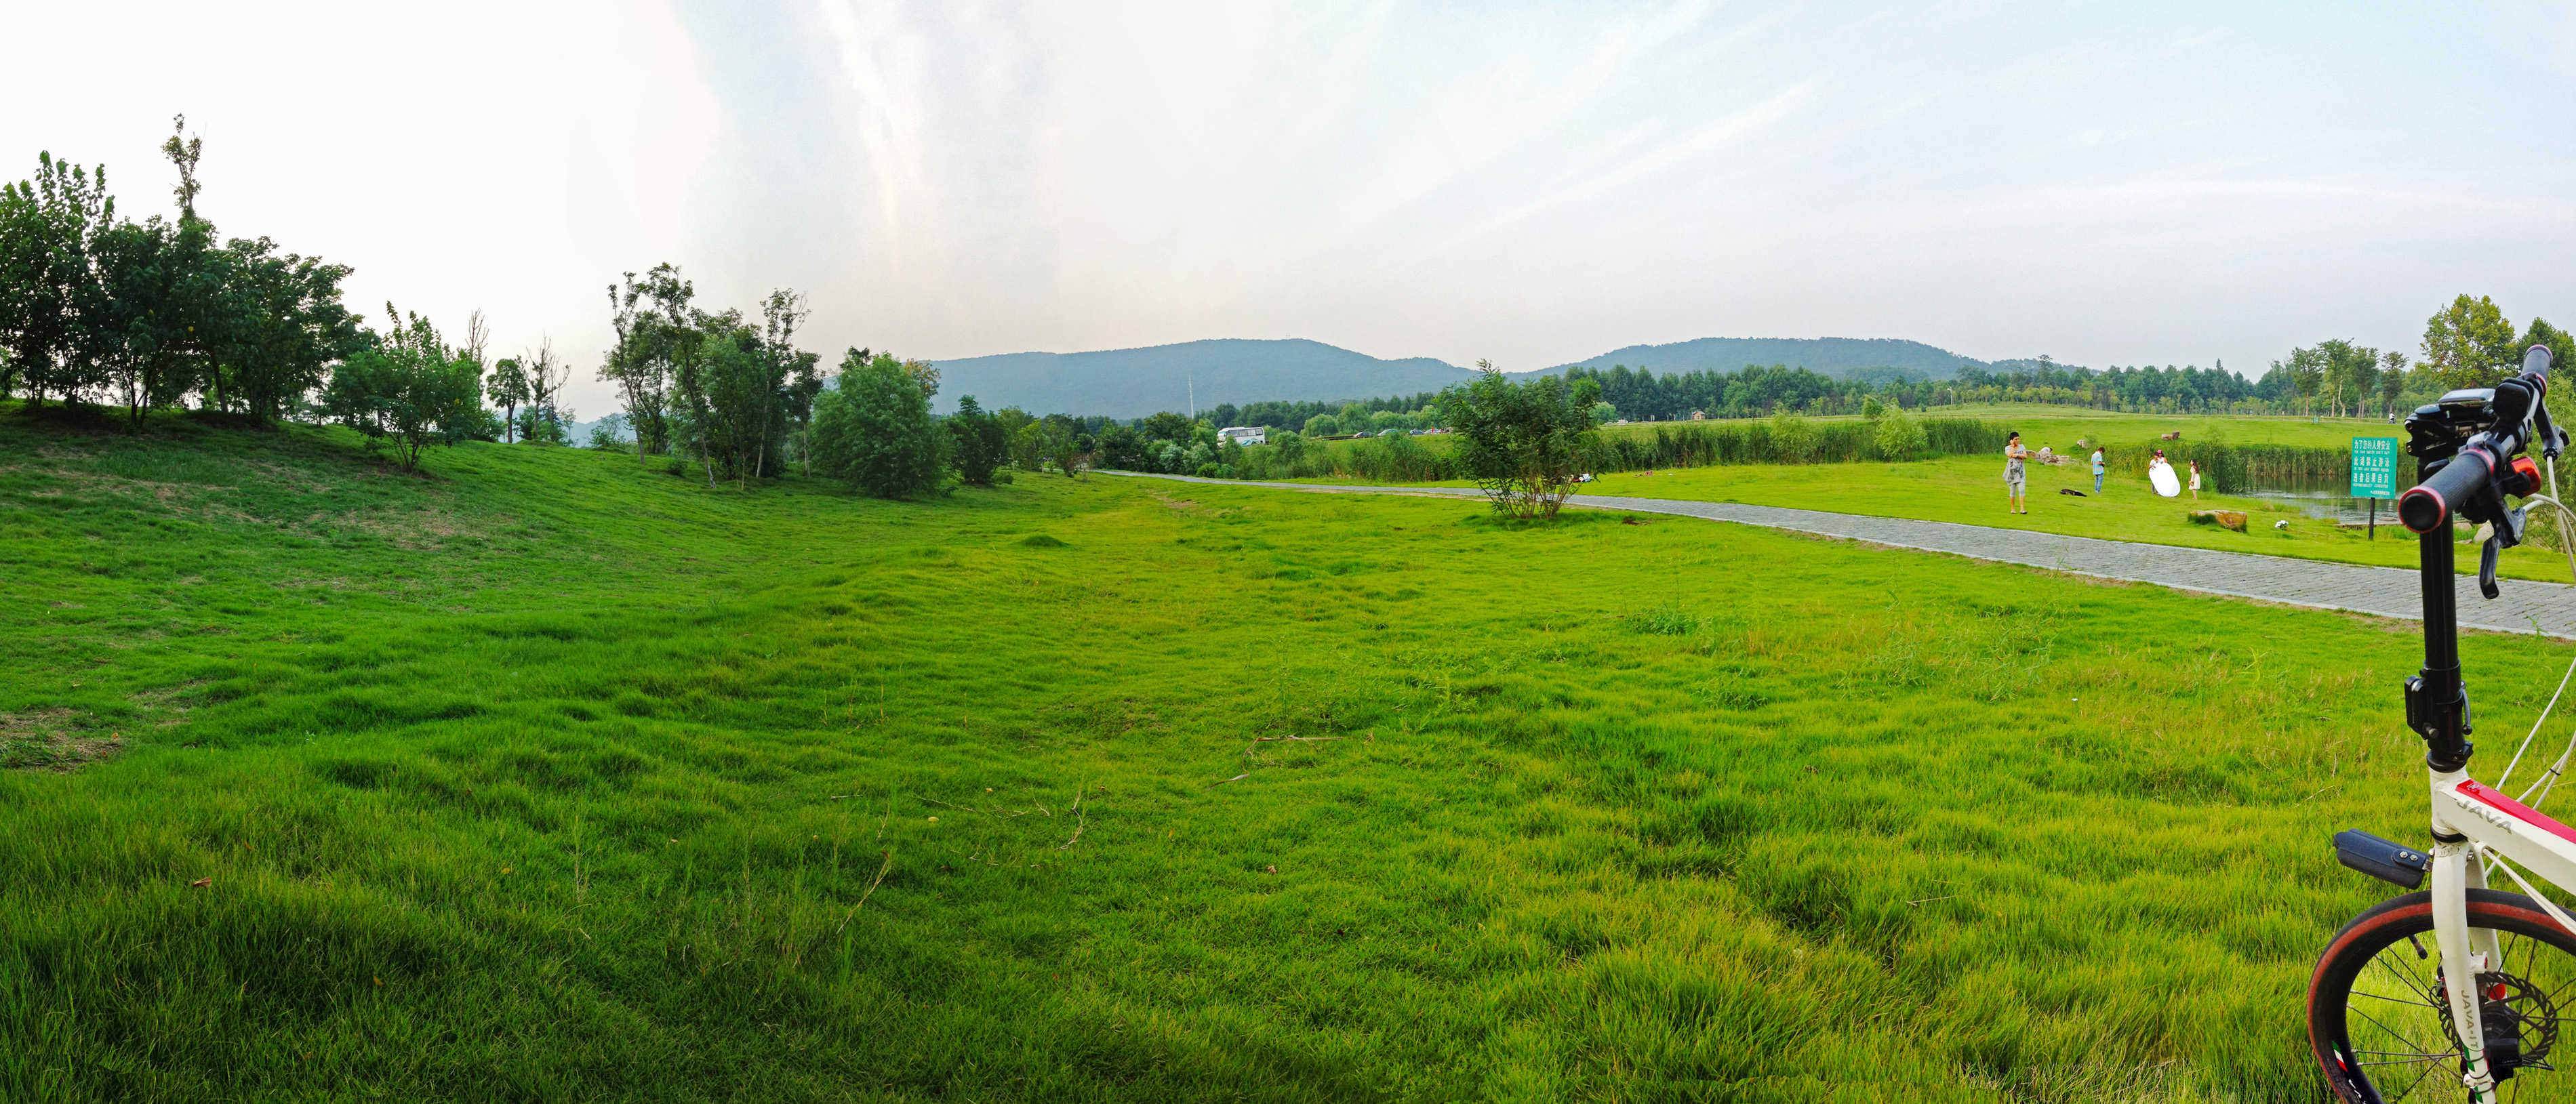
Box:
<box><xmin>2334</xmin><ymin>829</ymin><xmax>2431</xmax><ymax>889</ymax></box>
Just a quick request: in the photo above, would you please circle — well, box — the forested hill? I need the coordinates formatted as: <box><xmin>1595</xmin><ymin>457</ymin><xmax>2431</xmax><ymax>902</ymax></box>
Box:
<box><xmin>929</xmin><ymin>339</ymin><xmax>1481</xmax><ymax>418</ymax></box>
<box><xmin>1546</xmin><ymin>337</ymin><xmax>1988</xmax><ymax>382</ymax></box>
<box><xmin>926</xmin><ymin>335</ymin><xmax>2020</xmax><ymax>417</ymax></box>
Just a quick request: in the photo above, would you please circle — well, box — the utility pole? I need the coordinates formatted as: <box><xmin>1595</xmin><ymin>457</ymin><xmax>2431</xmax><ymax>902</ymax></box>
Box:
<box><xmin>1188</xmin><ymin>374</ymin><xmax>1196</xmax><ymax>419</ymax></box>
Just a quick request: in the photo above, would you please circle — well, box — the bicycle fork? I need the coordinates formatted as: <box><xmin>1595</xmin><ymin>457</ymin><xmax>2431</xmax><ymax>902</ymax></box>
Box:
<box><xmin>2432</xmin><ymin>836</ymin><xmax>2507</xmax><ymax>1101</ymax></box>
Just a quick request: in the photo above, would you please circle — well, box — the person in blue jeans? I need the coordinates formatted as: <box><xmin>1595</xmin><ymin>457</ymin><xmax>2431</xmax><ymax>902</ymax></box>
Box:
<box><xmin>2090</xmin><ymin>447</ymin><xmax>2105</xmax><ymax>493</ymax></box>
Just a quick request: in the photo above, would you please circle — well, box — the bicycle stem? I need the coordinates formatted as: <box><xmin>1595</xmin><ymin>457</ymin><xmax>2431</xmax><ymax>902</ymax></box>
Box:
<box><xmin>2413</xmin><ymin>525</ymin><xmax>2474</xmax><ymax>775</ymax></box>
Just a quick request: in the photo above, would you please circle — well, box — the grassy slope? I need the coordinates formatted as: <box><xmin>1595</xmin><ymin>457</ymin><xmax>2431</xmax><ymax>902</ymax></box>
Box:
<box><xmin>5</xmin><ymin>409</ymin><xmax>2573</xmax><ymax>1101</ymax></box>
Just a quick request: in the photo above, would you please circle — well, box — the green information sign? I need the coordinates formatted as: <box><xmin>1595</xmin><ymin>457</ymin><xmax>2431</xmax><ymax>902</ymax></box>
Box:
<box><xmin>2352</xmin><ymin>437</ymin><xmax>2400</xmax><ymax>499</ymax></box>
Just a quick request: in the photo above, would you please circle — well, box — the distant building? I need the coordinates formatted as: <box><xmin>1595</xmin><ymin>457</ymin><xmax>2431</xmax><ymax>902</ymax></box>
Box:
<box><xmin>1219</xmin><ymin>426</ymin><xmax>1267</xmax><ymax>447</ymax></box>
<box><xmin>1691</xmin><ymin>410</ymin><xmax>1706</xmax><ymax>420</ymax></box>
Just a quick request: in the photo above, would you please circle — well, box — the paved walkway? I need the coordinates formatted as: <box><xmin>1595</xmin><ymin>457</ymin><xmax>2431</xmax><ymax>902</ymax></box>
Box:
<box><xmin>1106</xmin><ymin>472</ymin><xmax>2576</xmax><ymax>639</ymax></box>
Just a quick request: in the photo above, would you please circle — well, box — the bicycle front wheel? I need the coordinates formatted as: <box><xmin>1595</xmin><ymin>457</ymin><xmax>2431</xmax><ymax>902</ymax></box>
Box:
<box><xmin>2311</xmin><ymin>888</ymin><xmax>2576</xmax><ymax>1102</ymax></box>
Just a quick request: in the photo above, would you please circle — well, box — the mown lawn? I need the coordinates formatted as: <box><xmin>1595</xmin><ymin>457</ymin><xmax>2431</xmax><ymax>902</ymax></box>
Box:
<box><xmin>1596</xmin><ymin>404</ymin><xmax>2401</xmax><ymax>451</ymax></box>
<box><xmin>1566</xmin><ymin>453</ymin><xmax>2576</xmax><ymax>583</ymax></box>
<box><xmin>3</xmin><ymin>405</ymin><xmax>2571</xmax><ymax>1101</ymax></box>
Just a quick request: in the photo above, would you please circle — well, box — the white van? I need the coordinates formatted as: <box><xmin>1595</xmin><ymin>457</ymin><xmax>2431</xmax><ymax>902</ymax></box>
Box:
<box><xmin>1218</xmin><ymin>426</ymin><xmax>1267</xmax><ymax>447</ymax></box>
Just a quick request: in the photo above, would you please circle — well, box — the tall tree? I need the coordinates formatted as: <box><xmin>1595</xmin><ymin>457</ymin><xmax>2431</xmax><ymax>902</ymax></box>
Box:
<box><xmin>489</xmin><ymin>354</ymin><xmax>529</xmax><ymax>443</ymax></box>
<box><xmin>600</xmin><ymin>265</ymin><xmax>691</xmax><ymax>459</ymax></box>
<box><xmin>210</xmin><ymin>238</ymin><xmax>362</xmax><ymax>424</ymax></box>
<box><xmin>522</xmin><ymin>336</ymin><xmax>569</xmax><ymax>443</ymax></box>
<box><xmin>2422</xmin><ymin>293</ymin><xmax>2520</xmax><ymax>389</ymax></box>
<box><xmin>2522</xmin><ymin>318</ymin><xmax>2576</xmax><ymax>373</ymax></box>
<box><xmin>696</xmin><ymin>312</ymin><xmax>775</xmax><ymax>487</ymax></box>
<box><xmin>0</xmin><ymin>153</ymin><xmax>113</xmax><ymax>407</ymax></box>
<box><xmin>759</xmin><ymin>289</ymin><xmax>817</xmax><ymax>479</ymax></box>
<box><xmin>2379</xmin><ymin>350</ymin><xmax>2410</xmax><ymax>417</ymax></box>
<box><xmin>948</xmin><ymin>395</ymin><xmax>1006</xmax><ymax>485</ymax></box>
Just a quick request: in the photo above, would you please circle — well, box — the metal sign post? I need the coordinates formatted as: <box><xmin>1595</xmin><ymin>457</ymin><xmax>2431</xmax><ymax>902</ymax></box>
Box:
<box><xmin>2352</xmin><ymin>436</ymin><xmax>2400</xmax><ymax>539</ymax></box>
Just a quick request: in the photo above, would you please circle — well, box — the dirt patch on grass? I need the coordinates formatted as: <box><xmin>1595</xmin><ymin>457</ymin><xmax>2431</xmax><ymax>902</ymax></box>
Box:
<box><xmin>315</xmin><ymin>506</ymin><xmax>496</xmax><ymax>548</ymax></box>
<box><xmin>0</xmin><ymin>709</ymin><xmax>123</xmax><ymax>772</ymax></box>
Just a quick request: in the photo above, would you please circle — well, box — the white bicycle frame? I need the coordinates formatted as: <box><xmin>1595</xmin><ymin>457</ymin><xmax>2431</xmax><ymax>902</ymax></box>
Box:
<box><xmin>2369</xmin><ymin>352</ymin><xmax>2576</xmax><ymax>1102</ymax></box>
<box><xmin>2426</xmin><ymin>766</ymin><xmax>2576</xmax><ymax>1100</ymax></box>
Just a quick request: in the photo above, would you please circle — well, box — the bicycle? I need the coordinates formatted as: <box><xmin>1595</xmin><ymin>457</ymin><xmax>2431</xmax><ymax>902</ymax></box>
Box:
<box><xmin>2309</xmin><ymin>344</ymin><xmax>2576</xmax><ymax>1103</ymax></box>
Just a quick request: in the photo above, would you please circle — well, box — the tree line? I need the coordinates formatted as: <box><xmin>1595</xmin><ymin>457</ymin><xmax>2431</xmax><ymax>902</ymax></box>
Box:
<box><xmin>0</xmin><ymin>121</ymin><xmax>581</xmax><ymax>459</ymax></box>
<box><xmin>0</xmin><ymin>119</ymin><xmax>369</xmax><ymax>430</ymax></box>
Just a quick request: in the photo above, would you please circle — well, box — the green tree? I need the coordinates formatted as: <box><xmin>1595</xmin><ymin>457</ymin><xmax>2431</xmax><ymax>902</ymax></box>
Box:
<box><xmin>2289</xmin><ymin>346</ymin><xmax>2326</xmax><ymax>415</ymax></box>
<box><xmin>1303</xmin><ymin>413</ymin><xmax>1340</xmax><ymax>436</ymax></box>
<box><xmin>809</xmin><ymin>348</ymin><xmax>944</xmax><ymax>498</ymax></box>
<box><xmin>0</xmin><ymin>152</ymin><xmax>113</xmax><ymax>407</ymax></box>
<box><xmin>489</xmin><ymin>354</ymin><xmax>529</xmax><ymax>442</ymax></box>
<box><xmin>2379</xmin><ymin>350</ymin><xmax>2410</xmax><ymax>417</ymax></box>
<box><xmin>764</xmin><ymin>294</ymin><xmax>824</xmax><ymax>478</ymax></box>
<box><xmin>2422</xmin><ymin>294</ymin><xmax>2520</xmax><ymax>389</ymax></box>
<box><xmin>695</xmin><ymin>316</ymin><xmax>777</xmax><ymax>487</ymax></box>
<box><xmin>1049</xmin><ymin>417</ymin><xmax>1087</xmax><ymax>478</ymax></box>
<box><xmin>209</xmin><ymin>237</ymin><xmax>362</xmax><ymax>424</ymax></box>
<box><xmin>519</xmin><ymin>338</ymin><xmax>571</xmax><ymax>443</ymax></box>
<box><xmin>320</xmin><ymin>306</ymin><xmax>487</xmax><ymax>470</ymax></box>
<box><xmin>2522</xmin><ymin>318</ymin><xmax>2576</xmax><ymax>374</ymax></box>
<box><xmin>1588</xmin><ymin>401</ymin><xmax>1616</xmax><ymax>425</ymax></box>
<box><xmin>85</xmin><ymin>213</ymin><xmax>203</xmax><ymax>428</ymax></box>
<box><xmin>2316</xmin><ymin>340</ymin><xmax>2381</xmax><ymax>418</ymax></box>
<box><xmin>948</xmin><ymin>395</ymin><xmax>1007</xmax><ymax>485</ymax></box>
<box><xmin>1436</xmin><ymin>360</ymin><xmax>1602</xmax><ymax>520</ymax></box>
<box><xmin>600</xmin><ymin>265</ymin><xmax>691</xmax><ymax>459</ymax></box>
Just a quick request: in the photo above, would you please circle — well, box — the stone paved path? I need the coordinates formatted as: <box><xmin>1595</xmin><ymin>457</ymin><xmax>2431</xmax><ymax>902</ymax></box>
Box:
<box><xmin>1107</xmin><ymin>472</ymin><xmax>2576</xmax><ymax>639</ymax></box>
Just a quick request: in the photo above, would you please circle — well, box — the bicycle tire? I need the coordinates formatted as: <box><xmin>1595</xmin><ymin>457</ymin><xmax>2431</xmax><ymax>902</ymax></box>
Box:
<box><xmin>2312</xmin><ymin>888</ymin><xmax>2576</xmax><ymax>1102</ymax></box>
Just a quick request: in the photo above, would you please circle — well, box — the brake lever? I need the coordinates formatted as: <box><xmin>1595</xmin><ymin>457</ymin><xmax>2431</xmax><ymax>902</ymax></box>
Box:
<box><xmin>2482</xmin><ymin>536</ymin><xmax>2503</xmax><ymax>600</ymax></box>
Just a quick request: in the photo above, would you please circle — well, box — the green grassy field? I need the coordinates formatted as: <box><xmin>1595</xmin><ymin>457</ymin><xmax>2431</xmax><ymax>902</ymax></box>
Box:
<box><xmin>7</xmin><ymin>406</ymin><xmax>2575</xmax><ymax>1101</ymax></box>
<box><xmin>1571</xmin><ymin>455</ymin><xmax>2576</xmax><ymax>583</ymax></box>
<box><xmin>1322</xmin><ymin>404</ymin><xmax>2576</xmax><ymax>584</ymax></box>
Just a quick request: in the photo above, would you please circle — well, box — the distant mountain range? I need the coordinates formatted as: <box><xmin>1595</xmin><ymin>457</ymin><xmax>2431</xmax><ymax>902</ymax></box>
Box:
<box><xmin>910</xmin><ymin>335</ymin><xmax>2010</xmax><ymax>418</ymax></box>
<box><xmin>931</xmin><ymin>339</ymin><xmax>1483</xmax><ymax>418</ymax></box>
<box><xmin>1544</xmin><ymin>337</ymin><xmax>1989</xmax><ymax>384</ymax></box>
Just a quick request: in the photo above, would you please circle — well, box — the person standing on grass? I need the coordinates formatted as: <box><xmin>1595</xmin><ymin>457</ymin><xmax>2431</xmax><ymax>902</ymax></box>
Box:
<box><xmin>2188</xmin><ymin>459</ymin><xmax>2203</xmax><ymax>500</ymax></box>
<box><xmin>2005</xmin><ymin>431</ymin><xmax>2029</xmax><ymax>514</ymax></box>
<box><xmin>2091</xmin><ymin>446</ymin><xmax>2105</xmax><ymax>493</ymax></box>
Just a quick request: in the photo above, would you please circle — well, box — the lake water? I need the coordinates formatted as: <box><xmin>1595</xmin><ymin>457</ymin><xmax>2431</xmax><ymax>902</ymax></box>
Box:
<box><xmin>2238</xmin><ymin>489</ymin><xmax>2397</xmax><ymax>525</ymax></box>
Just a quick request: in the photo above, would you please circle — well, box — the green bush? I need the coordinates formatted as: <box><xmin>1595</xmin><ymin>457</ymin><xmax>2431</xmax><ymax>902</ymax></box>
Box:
<box><xmin>1874</xmin><ymin>407</ymin><xmax>1928</xmax><ymax>459</ymax></box>
<box><xmin>809</xmin><ymin>350</ymin><xmax>945</xmax><ymax>499</ymax></box>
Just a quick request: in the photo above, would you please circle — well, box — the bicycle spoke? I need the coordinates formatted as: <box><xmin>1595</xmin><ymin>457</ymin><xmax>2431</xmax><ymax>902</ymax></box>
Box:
<box><xmin>2349</xmin><ymin>999</ymin><xmax>2447</xmax><ymax>1065</ymax></box>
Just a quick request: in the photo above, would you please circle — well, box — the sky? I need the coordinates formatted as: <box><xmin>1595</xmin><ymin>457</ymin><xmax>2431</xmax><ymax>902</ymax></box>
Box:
<box><xmin>6</xmin><ymin>1</ymin><xmax>2574</xmax><ymax>415</ymax></box>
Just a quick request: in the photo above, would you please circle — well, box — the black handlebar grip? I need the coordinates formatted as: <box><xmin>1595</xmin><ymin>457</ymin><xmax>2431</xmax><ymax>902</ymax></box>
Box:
<box><xmin>2400</xmin><ymin>449</ymin><xmax>2494</xmax><ymax>533</ymax></box>
<box><xmin>2529</xmin><ymin>344</ymin><xmax>2557</xmax><ymax>386</ymax></box>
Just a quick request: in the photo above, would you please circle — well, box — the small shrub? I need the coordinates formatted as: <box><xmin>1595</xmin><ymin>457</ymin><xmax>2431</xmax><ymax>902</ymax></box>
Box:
<box><xmin>1874</xmin><ymin>407</ymin><xmax>1928</xmax><ymax>459</ymax></box>
<box><xmin>1768</xmin><ymin>411</ymin><xmax>1814</xmax><ymax>463</ymax></box>
<box><xmin>1020</xmin><ymin>534</ymin><xmax>1068</xmax><ymax>548</ymax></box>
<box><xmin>1624</xmin><ymin>603</ymin><xmax>1700</xmax><ymax>636</ymax></box>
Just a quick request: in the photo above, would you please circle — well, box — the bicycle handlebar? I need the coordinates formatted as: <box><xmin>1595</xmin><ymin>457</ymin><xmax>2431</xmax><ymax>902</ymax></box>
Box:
<box><xmin>2396</xmin><ymin>345</ymin><xmax>2556</xmax><ymax>534</ymax></box>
